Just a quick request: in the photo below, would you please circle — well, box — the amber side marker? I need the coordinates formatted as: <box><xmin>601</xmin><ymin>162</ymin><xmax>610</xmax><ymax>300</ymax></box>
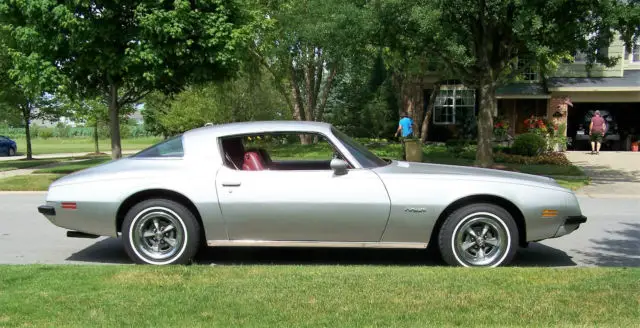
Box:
<box><xmin>542</xmin><ymin>209</ymin><xmax>558</xmax><ymax>217</ymax></box>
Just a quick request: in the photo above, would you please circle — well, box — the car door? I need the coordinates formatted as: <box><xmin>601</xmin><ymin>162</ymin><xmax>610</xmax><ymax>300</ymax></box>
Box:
<box><xmin>215</xmin><ymin>165</ymin><xmax>391</xmax><ymax>242</ymax></box>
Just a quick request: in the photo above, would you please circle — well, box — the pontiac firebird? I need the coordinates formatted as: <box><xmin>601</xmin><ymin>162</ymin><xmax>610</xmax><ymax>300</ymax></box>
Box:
<box><xmin>37</xmin><ymin>121</ymin><xmax>587</xmax><ymax>267</ymax></box>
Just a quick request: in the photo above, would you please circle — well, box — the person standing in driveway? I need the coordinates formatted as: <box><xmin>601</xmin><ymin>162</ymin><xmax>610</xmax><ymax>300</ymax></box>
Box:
<box><xmin>589</xmin><ymin>110</ymin><xmax>606</xmax><ymax>155</ymax></box>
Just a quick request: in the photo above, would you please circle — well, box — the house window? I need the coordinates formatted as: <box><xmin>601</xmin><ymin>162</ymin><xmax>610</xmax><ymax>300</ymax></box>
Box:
<box><xmin>516</xmin><ymin>59</ymin><xmax>538</xmax><ymax>81</ymax></box>
<box><xmin>433</xmin><ymin>86</ymin><xmax>476</xmax><ymax>125</ymax></box>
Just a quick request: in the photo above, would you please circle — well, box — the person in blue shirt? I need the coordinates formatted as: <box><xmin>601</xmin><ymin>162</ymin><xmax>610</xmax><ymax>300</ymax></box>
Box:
<box><xmin>394</xmin><ymin>112</ymin><xmax>414</xmax><ymax>138</ymax></box>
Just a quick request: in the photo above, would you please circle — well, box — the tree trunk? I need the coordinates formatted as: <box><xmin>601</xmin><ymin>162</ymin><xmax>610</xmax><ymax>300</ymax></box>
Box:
<box><xmin>93</xmin><ymin>120</ymin><xmax>99</xmax><ymax>154</ymax></box>
<box><xmin>108</xmin><ymin>83</ymin><xmax>122</xmax><ymax>159</ymax></box>
<box><xmin>400</xmin><ymin>75</ymin><xmax>424</xmax><ymax>139</ymax></box>
<box><xmin>304</xmin><ymin>61</ymin><xmax>315</xmax><ymax>123</ymax></box>
<box><xmin>421</xmin><ymin>84</ymin><xmax>441</xmax><ymax>143</ymax></box>
<box><xmin>315</xmin><ymin>65</ymin><xmax>337</xmax><ymax>123</ymax></box>
<box><xmin>476</xmin><ymin>81</ymin><xmax>496</xmax><ymax>167</ymax></box>
<box><xmin>22</xmin><ymin>106</ymin><xmax>32</xmax><ymax>160</ymax></box>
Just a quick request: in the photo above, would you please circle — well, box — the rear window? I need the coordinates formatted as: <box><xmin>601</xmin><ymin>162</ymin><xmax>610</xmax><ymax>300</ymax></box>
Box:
<box><xmin>132</xmin><ymin>135</ymin><xmax>184</xmax><ymax>158</ymax></box>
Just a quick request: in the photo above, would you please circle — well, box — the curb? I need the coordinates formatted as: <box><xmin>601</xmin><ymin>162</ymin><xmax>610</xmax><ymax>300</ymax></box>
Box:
<box><xmin>575</xmin><ymin>192</ymin><xmax>640</xmax><ymax>199</ymax></box>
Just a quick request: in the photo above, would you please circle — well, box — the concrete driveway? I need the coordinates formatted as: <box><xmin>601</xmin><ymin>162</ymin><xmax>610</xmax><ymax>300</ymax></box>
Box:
<box><xmin>565</xmin><ymin>151</ymin><xmax>640</xmax><ymax>198</ymax></box>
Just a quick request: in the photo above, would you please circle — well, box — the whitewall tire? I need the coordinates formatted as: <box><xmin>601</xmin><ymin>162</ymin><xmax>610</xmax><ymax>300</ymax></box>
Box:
<box><xmin>122</xmin><ymin>199</ymin><xmax>201</xmax><ymax>265</ymax></box>
<box><xmin>438</xmin><ymin>203</ymin><xmax>518</xmax><ymax>267</ymax></box>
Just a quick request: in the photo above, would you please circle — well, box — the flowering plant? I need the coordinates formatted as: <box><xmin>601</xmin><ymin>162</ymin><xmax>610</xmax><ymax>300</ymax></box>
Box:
<box><xmin>493</xmin><ymin>118</ymin><xmax>510</xmax><ymax>139</ymax></box>
<box><xmin>523</xmin><ymin>116</ymin><xmax>552</xmax><ymax>136</ymax></box>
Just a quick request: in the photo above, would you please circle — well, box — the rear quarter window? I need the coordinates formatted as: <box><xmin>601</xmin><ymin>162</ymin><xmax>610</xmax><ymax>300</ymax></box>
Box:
<box><xmin>132</xmin><ymin>135</ymin><xmax>184</xmax><ymax>158</ymax></box>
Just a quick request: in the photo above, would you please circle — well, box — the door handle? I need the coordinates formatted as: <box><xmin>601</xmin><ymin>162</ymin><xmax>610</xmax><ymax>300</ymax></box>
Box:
<box><xmin>222</xmin><ymin>182</ymin><xmax>241</xmax><ymax>187</ymax></box>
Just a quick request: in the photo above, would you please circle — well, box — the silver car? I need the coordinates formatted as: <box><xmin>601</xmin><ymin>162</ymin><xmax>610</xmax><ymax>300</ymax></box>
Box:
<box><xmin>37</xmin><ymin>121</ymin><xmax>587</xmax><ymax>267</ymax></box>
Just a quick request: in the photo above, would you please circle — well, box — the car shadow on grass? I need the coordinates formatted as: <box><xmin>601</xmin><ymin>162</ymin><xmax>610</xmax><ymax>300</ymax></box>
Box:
<box><xmin>66</xmin><ymin>238</ymin><xmax>577</xmax><ymax>267</ymax></box>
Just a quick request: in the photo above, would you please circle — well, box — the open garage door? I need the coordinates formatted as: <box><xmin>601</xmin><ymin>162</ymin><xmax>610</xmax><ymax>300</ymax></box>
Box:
<box><xmin>568</xmin><ymin>102</ymin><xmax>640</xmax><ymax>151</ymax></box>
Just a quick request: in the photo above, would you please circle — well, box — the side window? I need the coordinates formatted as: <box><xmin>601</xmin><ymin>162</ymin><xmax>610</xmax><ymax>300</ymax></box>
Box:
<box><xmin>220</xmin><ymin>132</ymin><xmax>349</xmax><ymax>171</ymax></box>
<box><xmin>133</xmin><ymin>135</ymin><xmax>184</xmax><ymax>158</ymax></box>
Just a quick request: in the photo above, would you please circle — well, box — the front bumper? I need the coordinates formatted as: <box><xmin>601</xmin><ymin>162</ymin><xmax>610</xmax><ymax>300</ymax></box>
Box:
<box><xmin>565</xmin><ymin>215</ymin><xmax>587</xmax><ymax>225</ymax></box>
<box><xmin>554</xmin><ymin>215</ymin><xmax>587</xmax><ymax>238</ymax></box>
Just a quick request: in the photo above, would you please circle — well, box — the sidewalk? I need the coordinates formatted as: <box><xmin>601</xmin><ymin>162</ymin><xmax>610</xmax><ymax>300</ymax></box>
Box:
<box><xmin>565</xmin><ymin>151</ymin><xmax>640</xmax><ymax>198</ymax></box>
<box><xmin>0</xmin><ymin>150</ymin><xmax>138</xmax><ymax>162</ymax></box>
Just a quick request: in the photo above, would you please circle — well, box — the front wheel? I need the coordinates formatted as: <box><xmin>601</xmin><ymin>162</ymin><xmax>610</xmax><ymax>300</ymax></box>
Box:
<box><xmin>8</xmin><ymin>148</ymin><xmax>15</xmax><ymax>156</ymax></box>
<box><xmin>438</xmin><ymin>203</ymin><xmax>518</xmax><ymax>267</ymax></box>
<box><xmin>122</xmin><ymin>199</ymin><xmax>201</xmax><ymax>265</ymax></box>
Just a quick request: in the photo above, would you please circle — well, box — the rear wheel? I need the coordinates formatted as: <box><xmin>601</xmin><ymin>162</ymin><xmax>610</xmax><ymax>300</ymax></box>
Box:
<box><xmin>438</xmin><ymin>203</ymin><xmax>518</xmax><ymax>267</ymax></box>
<box><xmin>122</xmin><ymin>199</ymin><xmax>201</xmax><ymax>265</ymax></box>
<box><xmin>8</xmin><ymin>148</ymin><xmax>15</xmax><ymax>156</ymax></box>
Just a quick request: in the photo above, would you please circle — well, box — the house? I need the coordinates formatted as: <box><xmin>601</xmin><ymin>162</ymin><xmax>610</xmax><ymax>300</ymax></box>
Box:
<box><xmin>424</xmin><ymin>36</ymin><xmax>640</xmax><ymax>150</ymax></box>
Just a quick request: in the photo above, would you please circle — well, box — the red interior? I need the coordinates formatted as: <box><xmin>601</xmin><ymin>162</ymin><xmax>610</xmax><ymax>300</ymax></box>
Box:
<box><xmin>242</xmin><ymin>151</ymin><xmax>266</xmax><ymax>171</ymax></box>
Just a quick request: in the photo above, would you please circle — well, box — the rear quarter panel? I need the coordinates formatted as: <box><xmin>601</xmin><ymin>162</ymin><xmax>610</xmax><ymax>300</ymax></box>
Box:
<box><xmin>45</xmin><ymin>158</ymin><xmax>226</xmax><ymax>239</ymax></box>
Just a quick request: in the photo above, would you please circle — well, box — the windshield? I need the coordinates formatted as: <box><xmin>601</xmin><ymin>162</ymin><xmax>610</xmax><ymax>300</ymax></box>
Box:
<box><xmin>331</xmin><ymin>128</ymin><xmax>389</xmax><ymax>168</ymax></box>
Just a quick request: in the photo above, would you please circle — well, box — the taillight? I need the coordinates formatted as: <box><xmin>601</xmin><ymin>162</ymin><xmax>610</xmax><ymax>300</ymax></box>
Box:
<box><xmin>61</xmin><ymin>202</ymin><xmax>77</xmax><ymax>210</ymax></box>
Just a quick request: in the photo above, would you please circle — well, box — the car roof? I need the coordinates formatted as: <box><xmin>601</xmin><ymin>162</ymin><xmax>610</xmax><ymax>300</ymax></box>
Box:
<box><xmin>184</xmin><ymin>120</ymin><xmax>334</xmax><ymax>139</ymax></box>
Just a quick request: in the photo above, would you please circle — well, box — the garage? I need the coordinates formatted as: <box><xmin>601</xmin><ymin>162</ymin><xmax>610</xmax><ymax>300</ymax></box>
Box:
<box><xmin>567</xmin><ymin>102</ymin><xmax>640</xmax><ymax>151</ymax></box>
<box><xmin>547</xmin><ymin>70</ymin><xmax>640</xmax><ymax>151</ymax></box>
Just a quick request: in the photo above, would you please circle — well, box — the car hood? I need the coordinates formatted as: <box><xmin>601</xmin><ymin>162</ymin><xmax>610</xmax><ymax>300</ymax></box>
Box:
<box><xmin>374</xmin><ymin>160</ymin><xmax>564</xmax><ymax>189</ymax></box>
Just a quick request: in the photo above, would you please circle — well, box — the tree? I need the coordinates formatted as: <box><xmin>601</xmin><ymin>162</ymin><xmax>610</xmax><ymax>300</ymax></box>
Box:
<box><xmin>142</xmin><ymin>68</ymin><xmax>289</xmax><ymax>136</ymax></box>
<box><xmin>56</xmin><ymin>95</ymin><xmax>133</xmax><ymax>154</ymax></box>
<box><xmin>0</xmin><ymin>31</ymin><xmax>64</xmax><ymax>160</ymax></box>
<box><xmin>247</xmin><ymin>0</ymin><xmax>372</xmax><ymax>143</ymax></box>
<box><xmin>402</xmin><ymin>0</ymin><xmax>634</xmax><ymax>167</ymax></box>
<box><xmin>1</xmin><ymin>0</ymin><xmax>249</xmax><ymax>159</ymax></box>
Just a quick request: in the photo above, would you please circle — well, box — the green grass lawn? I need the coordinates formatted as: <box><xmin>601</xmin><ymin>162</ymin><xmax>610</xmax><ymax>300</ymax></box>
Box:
<box><xmin>13</xmin><ymin>137</ymin><xmax>160</xmax><ymax>155</ymax></box>
<box><xmin>0</xmin><ymin>159</ymin><xmax>59</xmax><ymax>172</ymax></box>
<box><xmin>555</xmin><ymin>177</ymin><xmax>591</xmax><ymax>190</ymax></box>
<box><xmin>0</xmin><ymin>265</ymin><xmax>637</xmax><ymax>327</ymax></box>
<box><xmin>33</xmin><ymin>157</ymin><xmax>112</xmax><ymax>174</ymax></box>
<box><xmin>0</xmin><ymin>174</ymin><xmax>62</xmax><ymax>191</ymax></box>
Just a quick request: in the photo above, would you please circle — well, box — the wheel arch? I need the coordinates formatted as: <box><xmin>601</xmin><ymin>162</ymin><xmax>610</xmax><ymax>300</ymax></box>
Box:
<box><xmin>116</xmin><ymin>189</ymin><xmax>204</xmax><ymax>238</ymax></box>
<box><xmin>430</xmin><ymin>194</ymin><xmax>527</xmax><ymax>247</ymax></box>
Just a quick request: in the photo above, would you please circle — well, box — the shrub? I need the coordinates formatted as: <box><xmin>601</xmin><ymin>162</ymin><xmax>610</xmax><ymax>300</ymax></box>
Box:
<box><xmin>39</xmin><ymin>129</ymin><xmax>54</xmax><ymax>140</ymax></box>
<box><xmin>511</xmin><ymin>133</ymin><xmax>546</xmax><ymax>157</ymax></box>
<box><xmin>445</xmin><ymin>139</ymin><xmax>474</xmax><ymax>153</ymax></box>
<box><xmin>494</xmin><ymin>152</ymin><xmax>571</xmax><ymax>166</ymax></box>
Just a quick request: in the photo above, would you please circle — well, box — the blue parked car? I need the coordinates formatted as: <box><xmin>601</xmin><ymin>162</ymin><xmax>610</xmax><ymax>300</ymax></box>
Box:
<box><xmin>0</xmin><ymin>135</ymin><xmax>17</xmax><ymax>156</ymax></box>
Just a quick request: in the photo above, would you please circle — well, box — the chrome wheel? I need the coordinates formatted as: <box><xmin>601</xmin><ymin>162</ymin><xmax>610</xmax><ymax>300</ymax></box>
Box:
<box><xmin>452</xmin><ymin>212</ymin><xmax>509</xmax><ymax>267</ymax></box>
<box><xmin>8</xmin><ymin>148</ymin><xmax>15</xmax><ymax>156</ymax></box>
<box><xmin>131</xmin><ymin>207</ymin><xmax>186</xmax><ymax>262</ymax></box>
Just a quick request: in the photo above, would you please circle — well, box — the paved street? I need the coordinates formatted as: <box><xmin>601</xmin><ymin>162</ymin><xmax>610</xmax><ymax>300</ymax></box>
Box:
<box><xmin>0</xmin><ymin>193</ymin><xmax>638</xmax><ymax>267</ymax></box>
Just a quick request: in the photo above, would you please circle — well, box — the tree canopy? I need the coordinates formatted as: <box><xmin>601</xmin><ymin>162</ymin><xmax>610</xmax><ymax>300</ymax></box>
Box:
<box><xmin>0</xmin><ymin>0</ymin><xmax>250</xmax><ymax>158</ymax></box>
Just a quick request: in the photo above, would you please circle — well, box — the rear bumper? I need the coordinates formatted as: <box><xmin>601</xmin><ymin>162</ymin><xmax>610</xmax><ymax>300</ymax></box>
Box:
<box><xmin>38</xmin><ymin>205</ymin><xmax>56</xmax><ymax>216</ymax></box>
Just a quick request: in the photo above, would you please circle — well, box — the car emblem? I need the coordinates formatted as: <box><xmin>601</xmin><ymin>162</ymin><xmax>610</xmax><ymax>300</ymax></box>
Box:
<box><xmin>405</xmin><ymin>208</ymin><xmax>427</xmax><ymax>213</ymax></box>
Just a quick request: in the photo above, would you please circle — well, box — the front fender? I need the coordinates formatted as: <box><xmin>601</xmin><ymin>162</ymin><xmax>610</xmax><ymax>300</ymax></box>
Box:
<box><xmin>378</xmin><ymin>175</ymin><xmax>573</xmax><ymax>244</ymax></box>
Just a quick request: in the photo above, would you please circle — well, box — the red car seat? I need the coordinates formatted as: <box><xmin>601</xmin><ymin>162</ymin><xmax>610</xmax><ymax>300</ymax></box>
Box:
<box><xmin>242</xmin><ymin>151</ymin><xmax>266</xmax><ymax>171</ymax></box>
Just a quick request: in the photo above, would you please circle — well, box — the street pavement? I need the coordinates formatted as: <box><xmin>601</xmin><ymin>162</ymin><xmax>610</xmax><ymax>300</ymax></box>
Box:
<box><xmin>0</xmin><ymin>193</ymin><xmax>638</xmax><ymax>267</ymax></box>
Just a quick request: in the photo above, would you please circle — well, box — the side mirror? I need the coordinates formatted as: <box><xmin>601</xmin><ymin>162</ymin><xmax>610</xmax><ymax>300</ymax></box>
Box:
<box><xmin>330</xmin><ymin>158</ymin><xmax>349</xmax><ymax>175</ymax></box>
